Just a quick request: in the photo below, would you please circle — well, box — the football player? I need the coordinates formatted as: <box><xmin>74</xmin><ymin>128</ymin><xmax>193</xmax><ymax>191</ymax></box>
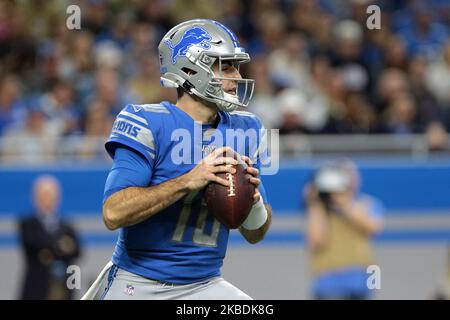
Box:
<box><xmin>82</xmin><ymin>19</ymin><xmax>272</xmax><ymax>300</ymax></box>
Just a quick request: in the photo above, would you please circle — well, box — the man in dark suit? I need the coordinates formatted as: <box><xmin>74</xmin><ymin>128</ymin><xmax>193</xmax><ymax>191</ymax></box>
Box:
<box><xmin>18</xmin><ymin>175</ymin><xmax>81</xmax><ymax>300</ymax></box>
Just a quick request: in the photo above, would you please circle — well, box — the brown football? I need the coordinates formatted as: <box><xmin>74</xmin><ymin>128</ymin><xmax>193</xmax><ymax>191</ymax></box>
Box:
<box><xmin>204</xmin><ymin>161</ymin><xmax>255</xmax><ymax>229</ymax></box>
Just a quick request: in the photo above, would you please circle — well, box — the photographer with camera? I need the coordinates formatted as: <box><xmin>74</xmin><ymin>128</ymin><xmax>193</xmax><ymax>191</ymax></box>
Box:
<box><xmin>304</xmin><ymin>160</ymin><xmax>384</xmax><ymax>300</ymax></box>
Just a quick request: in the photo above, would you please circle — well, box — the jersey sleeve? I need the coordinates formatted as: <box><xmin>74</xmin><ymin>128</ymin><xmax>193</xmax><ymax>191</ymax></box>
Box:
<box><xmin>105</xmin><ymin>104</ymin><xmax>158</xmax><ymax>166</ymax></box>
<box><xmin>103</xmin><ymin>147</ymin><xmax>153</xmax><ymax>203</ymax></box>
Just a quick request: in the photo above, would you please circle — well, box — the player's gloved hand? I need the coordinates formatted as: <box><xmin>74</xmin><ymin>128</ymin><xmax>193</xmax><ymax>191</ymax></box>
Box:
<box><xmin>184</xmin><ymin>146</ymin><xmax>238</xmax><ymax>191</ymax></box>
<box><xmin>240</xmin><ymin>155</ymin><xmax>261</xmax><ymax>205</ymax></box>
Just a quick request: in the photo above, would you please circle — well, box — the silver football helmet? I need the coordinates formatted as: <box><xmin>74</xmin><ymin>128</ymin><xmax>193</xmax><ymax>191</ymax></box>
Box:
<box><xmin>158</xmin><ymin>19</ymin><xmax>255</xmax><ymax>112</ymax></box>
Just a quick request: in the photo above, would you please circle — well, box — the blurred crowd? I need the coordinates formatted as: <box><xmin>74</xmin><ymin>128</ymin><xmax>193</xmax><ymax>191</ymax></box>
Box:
<box><xmin>0</xmin><ymin>0</ymin><xmax>449</xmax><ymax>162</ymax></box>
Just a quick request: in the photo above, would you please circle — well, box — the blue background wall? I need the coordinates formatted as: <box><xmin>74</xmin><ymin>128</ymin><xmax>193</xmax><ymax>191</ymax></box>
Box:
<box><xmin>1</xmin><ymin>159</ymin><xmax>449</xmax><ymax>216</ymax></box>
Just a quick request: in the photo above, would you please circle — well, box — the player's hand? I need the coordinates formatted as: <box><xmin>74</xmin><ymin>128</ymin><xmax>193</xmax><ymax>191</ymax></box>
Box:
<box><xmin>241</xmin><ymin>155</ymin><xmax>261</xmax><ymax>204</ymax></box>
<box><xmin>184</xmin><ymin>146</ymin><xmax>238</xmax><ymax>191</ymax></box>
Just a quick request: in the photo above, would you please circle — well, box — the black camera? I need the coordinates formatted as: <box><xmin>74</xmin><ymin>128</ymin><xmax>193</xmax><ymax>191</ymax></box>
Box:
<box><xmin>313</xmin><ymin>166</ymin><xmax>351</xmax><ymax>211</ymax></box>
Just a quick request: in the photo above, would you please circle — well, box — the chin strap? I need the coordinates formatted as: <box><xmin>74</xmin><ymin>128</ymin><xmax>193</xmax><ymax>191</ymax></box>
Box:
<box><xmin>190</xmin><ymin>87</ymin><xmax>241</xmax><ymax>112</ymax></box>
<box><xmin>216</xmin><ymin>92</ymin><xmax>240</xmax><ymax>112</ymax></box>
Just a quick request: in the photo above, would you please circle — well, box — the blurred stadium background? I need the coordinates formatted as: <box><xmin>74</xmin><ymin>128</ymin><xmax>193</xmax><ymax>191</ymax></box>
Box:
<box><xmin>0</xmin><ymin>0</ymin><xmax>450</xmax><ymax>299</ymax></box>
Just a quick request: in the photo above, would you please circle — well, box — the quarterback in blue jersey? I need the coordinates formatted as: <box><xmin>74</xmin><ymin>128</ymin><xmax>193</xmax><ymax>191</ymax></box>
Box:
<box><xmin>82</xmin><ymin>19</ymin><xmax>272</xmax><ymax>300</ymax></box>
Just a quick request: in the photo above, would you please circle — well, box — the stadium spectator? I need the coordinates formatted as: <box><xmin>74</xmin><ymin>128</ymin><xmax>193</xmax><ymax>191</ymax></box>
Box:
<box><xmin>307</xmin><ymin>11</ymin><xmax>334</xmax><ymax>54</ymax></box>
<box><xmin>276</xmin><ymin>88</ymin><xmax>328</xmax><ymax>134</ymax></box>
<box><xmin>85</xmin><ymin>67</ymin><xmax>136</xmax><ymax>115</ymax></box>
<box><xmin>248</xmin><ymin>10</ymin><xmax>287</xmax><ymax>55</ymax></box>
<box><xmin>221</xmin><ymin>0</ymin><xmax>247</xmax><ymax>40</ymax></box>
<box><xmin>381</xmin><ymin>92</ymin><xmax>419</xmax><ymax>134</ymax></box>
<box><xmin>123</xmin><ymin>21</ymin><xmax>158</xmax><ymax>78</ymax></box>
<box><xmin>277</xmin><ymin>89</ymin><xmax>310</xmax><ymax>135</ymax></box>
<box><xmin>320</xmin><ymin>70</ymin><xmax>347</xmax><ymax>133</ymax></box>
<box><xmin>267</xmin><ymin>31</ymin><xmax>310</xmax><ymax>90</ymax></box>
<box><xmin>425</xmin><ymin>40</ymin><xmax>450</xmax><ymax>125</ymax></box>
<box><xmin>407</xmin><ymin>55</ymin><xmax>443</xmax><ymax>130</ymax></box>
<box><xmin>246</xmin><ymin>55</ymin><xmax>278</xmax><ymax>129</ymax></box>
<box><xmin>59</xmin><ymin>30</ymin><xmax>95</xmax><ymax>96</ymax></box>
<box><xmin>330</xmin><ymin>20</ymin><xmax>369</xmax><ymax>93</ymax></box>
<box><xmin>39</xmin><ymin>80</ymin><xmax>79</xmax><ymax>137</ymax></box>
<box><xmin>126</xmin><ymin>52</ymin><xmax>167</xmax><ymax>104</ymax></box>
<box><xmin>323</xmin><ymin>92</ymin><xmax>378</xmax><ymax>134</ymax></box>
<box><xmin>375</xmin><ymin>68</ymin><xmax>410</xmax><ymax>114</ymax></box>
<box><xmin>75</xmin><ymin>99</ymin><xmax>113</xmax><ymax>161</ymax></box>
<box><xmin>382</xmin><ymin>35</ymin><xmax>409</xmax><ymax>71</ymax></box>
<box><xmin>82</xmin><ymin>0</ymin><xmax>109</xmax><ymax>39</ymax></box>
<box><xmin>93</xmin><ymin>41</ymin><xmax>124</xmax><ymax>71</ymax></box>
<box><xmin>1</xmin><ymin>104</ymin><xmax>57</xmax><ymax>164</ymax></box>
<box><xmin>304</xmin><ymin>160</ymin><xmax>384</xmax><ymax>299</ymax></box>
<box><xmin>289</xmin><ymin>0</ymin><xmax>322</xmax><ymax>37</ymax></box>
<box><xmin>0</xmin><ymin>74</ymin><xmax>26</xmax><ymax>135</ymax></box>
<box><xmin>18</xmin><ymin>175</ymin><xmax>81</xmax><ymax>300</ymax></box>
<box><xmin>394</xmin><ymin>2</ymin><xmax>448</xmax><ymax>60</ymax></box>
<box><xmin>309</xmin><ymin>55</ymin><xmax>332</xmax><ymax>95</ymax></box>
<box><xmin>425</xmin><ymin>121</ymin><xmax>449</xmax><ymax>152</ymax></box>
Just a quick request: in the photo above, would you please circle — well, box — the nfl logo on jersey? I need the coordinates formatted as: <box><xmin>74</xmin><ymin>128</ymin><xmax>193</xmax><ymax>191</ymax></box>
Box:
<box><xmin>123</xmin><ymin>284</ymin><xmax>135</xmax><ymax>296</ymax></box>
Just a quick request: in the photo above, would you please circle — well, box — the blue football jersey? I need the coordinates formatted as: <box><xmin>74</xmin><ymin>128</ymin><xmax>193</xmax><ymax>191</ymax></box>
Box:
<box><xmin>104</xmin><ymin>101</ymin><xmax>269</xmax><ymax>284</ymax></box>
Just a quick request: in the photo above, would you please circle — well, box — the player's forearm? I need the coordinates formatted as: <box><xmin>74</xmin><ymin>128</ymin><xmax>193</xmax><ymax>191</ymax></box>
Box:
<box><xmin>239</xmin><ymin>205</ymin><xmax>272</xmax><ymax>244</ymax></box>
<box><xmin>103</xmin><ymin>174</ymin><xmax>191</xmax><ymax>230</ymax></box>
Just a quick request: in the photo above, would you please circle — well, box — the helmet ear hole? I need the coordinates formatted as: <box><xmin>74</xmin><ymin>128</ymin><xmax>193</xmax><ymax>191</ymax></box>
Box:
<box><xmin>169</xmin><ymin>30</ymin><xmax>178</xmax><ymax>40</ymax></box>
<box><xmin>181</xmin><ymin>67</ymin><xmax>197</xmax><ymax>76</ymax></box>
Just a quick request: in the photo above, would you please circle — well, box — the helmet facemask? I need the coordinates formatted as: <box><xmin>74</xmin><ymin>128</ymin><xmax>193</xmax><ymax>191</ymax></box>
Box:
<box><xmin>185</xmin><ymin>51</ymin><xmax>255</xmax><ymax>112</ymax></box>
<box><xmin>208</xmin><ymin>55</ymin><xmax>255</xmax><ymax>112</ymax></box>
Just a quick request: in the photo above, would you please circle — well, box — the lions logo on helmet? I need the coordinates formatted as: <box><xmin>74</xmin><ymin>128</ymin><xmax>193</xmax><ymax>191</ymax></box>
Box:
<box><xmin>165</xmin><ymin>27</ymin><xmax>212</xmax><ymax>64</ymax></box>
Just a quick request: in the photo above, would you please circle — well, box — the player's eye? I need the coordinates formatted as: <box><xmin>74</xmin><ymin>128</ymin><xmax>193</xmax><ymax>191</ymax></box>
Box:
<box><xmin>222</xmin><ymin>64</ymin><xmax>231</xmax><ymax>71</ymax></box>
<box><xmin>222</xmin><ymin>62</ymin><xmax>239</xmax><ymax>72</ymax></box>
